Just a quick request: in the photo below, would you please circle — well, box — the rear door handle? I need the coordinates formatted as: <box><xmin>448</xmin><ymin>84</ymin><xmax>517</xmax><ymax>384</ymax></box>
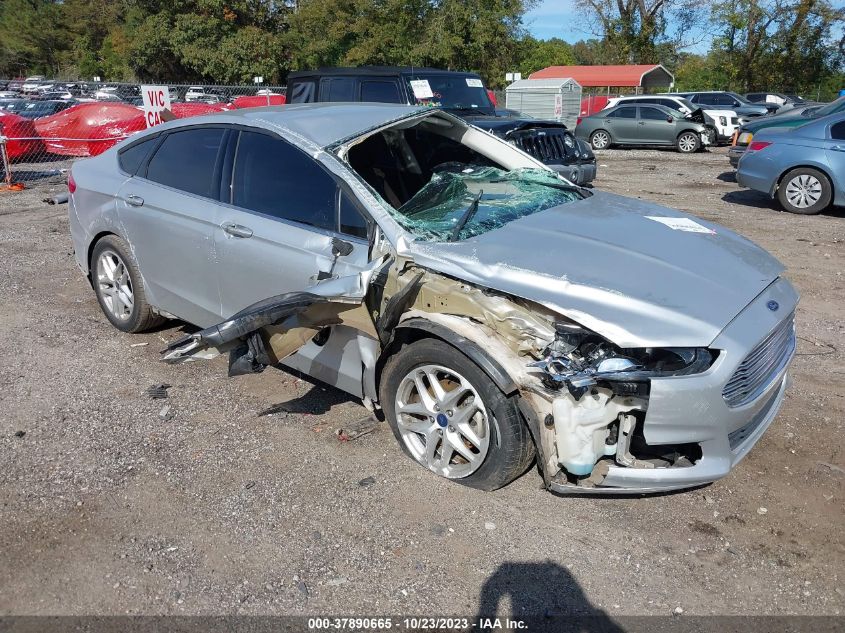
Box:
<box><xmin>637</xmin><ymin>121</ymin><xmax>646</xmax><ymax>125</ymax></box>
<box><xmin>124</xmin><ymin>195</ymin><xmax>144</xmax><ymax>207</ymax></box>
<box><xmin>221</xmin><ymin>222</ymin><xmax>253</xmax><ymax>238</ymax></box>
<box><xmin>831</xmin><ymin>145</ymin><xmax>845</xmax><ymax>152</ymax></box>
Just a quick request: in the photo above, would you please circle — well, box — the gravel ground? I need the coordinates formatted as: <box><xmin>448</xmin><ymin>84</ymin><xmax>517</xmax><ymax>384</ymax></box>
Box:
<box><xmin>0</xmin><ymin>146</ymin><xmax>843</xmax><ymax>618</ymax></box>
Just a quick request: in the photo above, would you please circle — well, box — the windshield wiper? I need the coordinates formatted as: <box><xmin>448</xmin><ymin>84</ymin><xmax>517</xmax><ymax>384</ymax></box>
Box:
<box><xmin>490</xmin><ymin>178</ymin><xmax>586</xmax><ymax>198</ymax></box>
<box><xmin>448</xmin><ymin>189</ymin><xmax>483</xmax><ymax>242</ymax></box>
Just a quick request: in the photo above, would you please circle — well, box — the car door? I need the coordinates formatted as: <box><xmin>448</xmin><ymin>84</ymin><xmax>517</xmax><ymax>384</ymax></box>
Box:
<box><xmin>638</xmin><ymin>106</ymin><xmax>676</xmax><ymax>144</ymax></box>
<box><xmin>827</xmin><ymin>120</ymin><xmax>845</xmax><ymax>205</ymax></box>
<box><xmin>605</xmin><ymin>105</ymin><xmax>638</xmax><ymax>142</ymax></box>
<box><xmin>214</xmin><ymin>128</ymin><xmax>370</xmax><ymax>319</ymax></box>
<box><xmin>115</xmin><ymin>126</ymin><xmax>228</xmax><ymax>327</ymax></box>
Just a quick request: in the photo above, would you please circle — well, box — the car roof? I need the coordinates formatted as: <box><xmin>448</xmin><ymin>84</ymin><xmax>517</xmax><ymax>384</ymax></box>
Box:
<box><xmin>289</xmin><ymin>66</ymin><xmax>482</xmax><ymax>79</ymax></box>
<box><xmin>149</xmin><ymin>102</ymin><xmax>432</xmax><ymax>148</ymax></box>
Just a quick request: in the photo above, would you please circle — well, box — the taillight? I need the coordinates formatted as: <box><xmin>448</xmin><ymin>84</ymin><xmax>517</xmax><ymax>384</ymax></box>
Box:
<box><xmin>68</xmin><ymin>172</ymin><xmax>76</xmax><ymax>193</ymax></box>
<box><xmin>748</xmin><ymin>141</ymin><xmax>772</xmax><ymax>151</ymax></box>
<box><xmin>576</xmin><ymin>117</ymin><xmax>582</xmax><ymax>126</ymax></box>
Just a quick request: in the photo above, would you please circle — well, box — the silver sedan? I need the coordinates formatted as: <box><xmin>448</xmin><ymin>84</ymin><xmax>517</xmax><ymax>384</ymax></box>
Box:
<box><xmin>737</xmin><ymin>112</ymin><xmax>845</xmax><ymax>214</ymax></box>
<box><xmin>68</xmin><ymin>103</ymin><xmax>797</xmax><ymax>494</ymax></box>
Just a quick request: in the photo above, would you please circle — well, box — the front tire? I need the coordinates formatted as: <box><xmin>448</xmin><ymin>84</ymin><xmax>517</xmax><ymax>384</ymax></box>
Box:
<box><xmin>589</xmin><ymin>129</ymin><xmax>611</xmax><ymax>150</ymax></box>
<box><xmin>90</xmin><ymin>235</ymin><xmax>164</xmax><ymax>333</ymax></box>
<box><xmin>677</xmin><ymin>131</ymin><xmax>700</xmax><ymax>153</ymax></box>
<box><xmin>777</xmin><ymin>167</ymin><xmax>832</xmax><ymax>214</ymax></box>
<box><xmin>380</xmin><ymin>338</ymin><xmax>534</xmax><ymax>491</ymax></box>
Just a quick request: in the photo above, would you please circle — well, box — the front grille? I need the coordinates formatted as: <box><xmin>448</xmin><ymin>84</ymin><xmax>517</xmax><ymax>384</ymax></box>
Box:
<box><xmin>728</xmin><ymin>388</ymin><xmax>779</xmax><ymax>449</ymax></box>
<box><xmin>508</xmin><ymin>129</ymin><xmax>576</xmax><ymax>163</ymax></box>
<box><xmin>722</xmin><ymin>313</ymin><xmax>796</xmax><ymax>408</ymax></box>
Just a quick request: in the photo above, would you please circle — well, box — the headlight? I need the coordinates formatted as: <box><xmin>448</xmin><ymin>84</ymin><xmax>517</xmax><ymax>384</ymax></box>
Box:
<box><xmin>529</xmin><ymin>321</ymin><xmax>716</xmax><ymax>398</ymax></box>
<box><xmin>738</xmin><ymin>132</ymin><xmax>753</xmax><ymax>145</ymax></box>
<box><xmin>564</xmin><ymin>134</ymin><xmax>575</xmax><ymax>148</ymax></box>
<box><xmin>719</xmin><ymin>116</ymin><xmax>727</xmax><ymax>126</ymax></box>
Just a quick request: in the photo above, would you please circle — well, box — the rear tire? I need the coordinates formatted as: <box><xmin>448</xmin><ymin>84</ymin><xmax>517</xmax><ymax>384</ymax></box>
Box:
<box><xmin>677</xmin><ymin>131</ymin><xmax>700</xmax><ymax>153</ymax></box>
<box><xmin>380</xmin><ymin>338</ymin><xmax>534</xmax><ymax>491</ymax></box>
<box><xmin>777</xmin><ymin>167</ymin><xmax>832</xmax><ymax>215</ymax></box>
<box><xmin>90</xmin><ymin>235</ymin><xmax>164</xmax><ymax>333</ymax></box>
<box><xmin>589</xmin><ymin>129</ymin><xmax>611</xmax><ymax>150</ymax></box>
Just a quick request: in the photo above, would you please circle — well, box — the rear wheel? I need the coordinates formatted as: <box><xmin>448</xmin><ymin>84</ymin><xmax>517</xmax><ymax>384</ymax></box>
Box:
<box><xmin>589</xmin><ymin>129</ymin><xmax>611</xmax><ymax>150</ymax></box>
<box><xmin>777</xmin><ymin>167</ymin><xmax>832</xmax><ymax>214</ymax></box>
<box><xmin>677</xmin><ymin>131</ymin><xmax>700</xmax><ymax>153</ymax></box>
<box><xmin>381</xmin><ymin>338</ymin><xmax>534</xmax><ymax>491</ymax></box>
<box><xmin>91</xmin><ymin>235</ymin><xmax>164</xmax><ymax>333</ymax></box>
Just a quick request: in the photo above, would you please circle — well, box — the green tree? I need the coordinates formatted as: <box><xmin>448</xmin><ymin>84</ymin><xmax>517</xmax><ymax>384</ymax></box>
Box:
<box><xmin>0</xmin><ymin>0</ymin><xmax>68</xmax><ymax>76</ymax></box>
<box><xmin>518</xmin><ymin>36</ymin><xmax>576</xmax><ymax>76</ymax></box>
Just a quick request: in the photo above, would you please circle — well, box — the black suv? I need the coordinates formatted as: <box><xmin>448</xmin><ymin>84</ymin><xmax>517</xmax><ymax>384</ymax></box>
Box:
<box><xmin>287</xmin><ymin>67</ymin><xmax>596</xmax><ymax>185</ymax></box>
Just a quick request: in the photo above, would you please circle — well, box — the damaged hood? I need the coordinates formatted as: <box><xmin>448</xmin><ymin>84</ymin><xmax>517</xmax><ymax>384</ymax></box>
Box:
<box><xmin>405</xmin><ymin>191</ymin><xmax>784</xmax><ymax>348</ymax></box>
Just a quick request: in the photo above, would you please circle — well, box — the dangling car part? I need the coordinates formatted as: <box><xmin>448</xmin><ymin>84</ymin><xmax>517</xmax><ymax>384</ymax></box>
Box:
<box><xmin>67</xmin><ymin>102</ymin><xmax>798</xmax><ymax>495</ymax></box>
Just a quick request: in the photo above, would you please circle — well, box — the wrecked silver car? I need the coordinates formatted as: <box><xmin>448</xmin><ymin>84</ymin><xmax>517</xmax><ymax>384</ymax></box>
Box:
<box><xmin>68</xmin><ymin>103</ymin><xmax>798</xmax><ymax>494</ymax></box>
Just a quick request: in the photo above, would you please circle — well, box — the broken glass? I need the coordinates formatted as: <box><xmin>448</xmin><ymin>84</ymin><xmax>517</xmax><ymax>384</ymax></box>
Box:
<box><xmin>390</xmin><ymin>166</ymin><xmax>582</xmax><ymax>242</ymax></box>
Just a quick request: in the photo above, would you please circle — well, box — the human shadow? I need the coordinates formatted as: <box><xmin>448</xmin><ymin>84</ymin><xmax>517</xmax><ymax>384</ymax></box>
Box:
<box><xmin>474</xmin><ymin>560</ymin><xmax>625</xmax><ymax>633</ymax></box>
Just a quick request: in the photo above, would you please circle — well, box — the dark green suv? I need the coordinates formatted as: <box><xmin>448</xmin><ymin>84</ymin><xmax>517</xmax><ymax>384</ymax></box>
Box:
<box><xmin>728</xmin><ymin>96</ymin><xmax>845</xmax><ymax>166</ymax></box>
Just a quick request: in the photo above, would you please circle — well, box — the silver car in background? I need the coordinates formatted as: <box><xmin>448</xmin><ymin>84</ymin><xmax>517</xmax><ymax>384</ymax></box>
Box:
<box><xmin>68</xmin><ymin>103</ymin><xmax>797</xmax><ymax>494</ymax></box>
<box><xmin>737</xmin><ymin>112</ymin><xmax>845</xmax><ymax>214</ymax></box>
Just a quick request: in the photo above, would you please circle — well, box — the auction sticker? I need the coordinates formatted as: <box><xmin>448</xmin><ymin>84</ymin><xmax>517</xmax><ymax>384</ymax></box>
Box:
<box><xmin>646</xmin><ymin>216</ymin><xmax>716</xmax><ymax>234</ymax></box>
<box><xmin>410</xmin><ymin>79</ymin><xmax>434</xmax><ymax>99</ymax></box>
<box><xmin>465</xmin><ymin>77</ymin><xmax>484</xmax><ymax>88</ymax></box>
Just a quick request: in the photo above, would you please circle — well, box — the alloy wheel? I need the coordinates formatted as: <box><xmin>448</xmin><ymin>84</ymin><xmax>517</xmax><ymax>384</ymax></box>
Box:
<box><xmin>591</xmin><ymin>131</ymin><xmax>609</xmax><ymax>149</ymax></box>
<box><xmin>678</xmin><ymin>133</ymin><xmax>697</xmax><ymax>152</ymax></box>
<box><xmin>394</xmin><ymin>364</ymin><xmax>490</xmax><ymax>479</ymax></box>
<box><xmin>96</xmin><ymin>249</ymin><xmax>134</xmax><ymax>321</ymax></box>
<box><xmin>785</xmin><ymin>174</ymin><xmax>822</xmax><ymax>209</ymax></box>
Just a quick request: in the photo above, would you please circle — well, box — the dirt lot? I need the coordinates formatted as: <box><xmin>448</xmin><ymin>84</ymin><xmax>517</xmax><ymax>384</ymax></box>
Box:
<box><xmin>1</xmin><ymin>146</ymin><xmax>843</xmax><ymax>619</ymax></box>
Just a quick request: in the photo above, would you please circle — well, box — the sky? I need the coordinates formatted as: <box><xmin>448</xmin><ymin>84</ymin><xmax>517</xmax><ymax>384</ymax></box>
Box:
<box><xmin>523</xmin><ymin>0</ymin><xmax>714</xmax><ymax>53</ymax></box>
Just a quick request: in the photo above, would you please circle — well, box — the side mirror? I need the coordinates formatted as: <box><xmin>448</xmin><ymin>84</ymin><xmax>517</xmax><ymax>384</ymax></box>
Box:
<box><xmin>331</xmin><ymin>237</ymin><xmax>354</xmax><ymax>258</ymax></box>
<box><xmin>666</xmin><ymin>116</ymin><xmax>674</xmax><ymax>123</ymax></box>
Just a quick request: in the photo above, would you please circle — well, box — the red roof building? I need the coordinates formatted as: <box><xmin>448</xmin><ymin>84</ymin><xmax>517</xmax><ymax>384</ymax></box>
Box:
<box><xmin>529</xmin><ymin>64</ymin><xmax>674</xmax><ymax>91</ymax></box>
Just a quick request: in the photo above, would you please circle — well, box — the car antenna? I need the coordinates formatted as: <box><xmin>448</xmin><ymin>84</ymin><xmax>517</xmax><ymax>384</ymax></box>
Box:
<box><xmin>449</xmin><ymin>189</ymin><xmax>483</xmax><ymax>242</ymax></box>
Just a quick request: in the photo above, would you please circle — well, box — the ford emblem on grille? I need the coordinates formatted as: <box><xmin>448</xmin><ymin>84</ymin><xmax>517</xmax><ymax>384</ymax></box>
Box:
<box><xmin>767</xmin><ymin>300</ymin><xmax>779</xmax><ymax>311</ymax></box>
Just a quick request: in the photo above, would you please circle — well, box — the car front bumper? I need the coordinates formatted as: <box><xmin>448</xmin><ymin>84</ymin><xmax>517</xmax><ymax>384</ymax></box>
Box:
<box><xmin>549</xmin><ymin>160</ymin><xmax>597</xmax><ymax>186</ymax></box>
<box><xmin>550</xmin><ymin>276</ymin><xmax>798</xmax><ymax>494</ymax></box>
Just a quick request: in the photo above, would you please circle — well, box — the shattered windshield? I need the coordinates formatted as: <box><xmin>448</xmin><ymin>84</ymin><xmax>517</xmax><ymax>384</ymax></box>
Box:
<box><xmin>404</xmin><ymin>73</ymin><xmax>495</xmax><ymax>115</ymax></box>
<box><xmin>390</xmin><ymin>166</ymin><xmax>582</xmax><ymax>242</ymax></box>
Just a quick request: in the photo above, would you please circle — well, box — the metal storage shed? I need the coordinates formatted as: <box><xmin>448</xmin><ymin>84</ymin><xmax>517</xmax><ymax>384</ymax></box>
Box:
<box><xmin>505</xmin><ymin>78</ymin><xmax>582</xmax><ymax>128</ymax></box>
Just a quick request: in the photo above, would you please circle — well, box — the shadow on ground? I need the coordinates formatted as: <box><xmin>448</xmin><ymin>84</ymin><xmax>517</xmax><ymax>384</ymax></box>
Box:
<box><xmin>721</xmin><ymin>189</ymin><xmax>774</xmax><ymax>209</ymax></box>
<box><xmin>474</xmin><ymin>561</ymin><xmax>625</xmax><ymax>632</ymax></box>
<box><xmin>258</xmin><ymin>370</ymin><xmax>356</xmax><ymax>416</ymax></box>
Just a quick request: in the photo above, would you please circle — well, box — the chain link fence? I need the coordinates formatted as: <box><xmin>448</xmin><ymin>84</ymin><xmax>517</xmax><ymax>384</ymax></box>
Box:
<box><xmin>0</xmin><ymin>81</ymin><xmax>286</xmax><ymax>191</ymax></box>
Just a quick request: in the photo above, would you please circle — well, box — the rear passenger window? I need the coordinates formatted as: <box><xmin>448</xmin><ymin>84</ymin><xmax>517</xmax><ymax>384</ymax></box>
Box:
<box><xmin>232</xmin><ymin>131</ymin><xmax>335</xmax><ymax>231</ymax></box>
<box><xmin>831</xmin><ymin>121</ymin><xmax>845</xmax><ymax>140</ymax></box>
<box><xmin>145</xmin><ymin>128</ymin><xmax>225</xmax><ymax>198</ymax></box>
<box><xmin>361</xmin><ymin>81</ymin><xmax>401</xmax><ymax>103</ymax></box>
<box><xmin>339</xmin><ymin>193</ymin><xmax>369</xmax><ymax>239</ymax></box>
<box><xmin>119</xmin><ymin>136</ymin><xmax>157</xmax><ymax>175</ymax></box>
<box><xmin>609</xmin><ymin>107</ymin><xmax>636</xmax><ymax>119</ymax></box>
<box><xmin>321</xmin><ymin>78</ymin><xmax>356</xmax><ymax>102</ymax></box>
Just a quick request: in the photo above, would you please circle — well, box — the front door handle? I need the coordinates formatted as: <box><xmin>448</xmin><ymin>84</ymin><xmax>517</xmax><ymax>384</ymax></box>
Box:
<box><xmin>221</xmin><ymin>222</ymin><xmax>253</xmax><ymax>238</ymax></box>
<box><xmin>831</xmin><ymin>144</ymin><xmax>845</xmax><ymax>152</ymax></box>
<box><xmin>637</xmin><ymin>121</ymin><xmax>646</xmax><ymax>125</ymax></box>
<box><xmin>124</xmin><ymin>194</ymin><xmax>144</xmax><ymax>207</ymax></box>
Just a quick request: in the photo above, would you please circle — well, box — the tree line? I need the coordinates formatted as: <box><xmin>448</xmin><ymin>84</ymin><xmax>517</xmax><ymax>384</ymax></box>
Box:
<box><xmin>1</xmin><ymin>0</ymin><xmax>842</xmax><ymax>98</ymax></box>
